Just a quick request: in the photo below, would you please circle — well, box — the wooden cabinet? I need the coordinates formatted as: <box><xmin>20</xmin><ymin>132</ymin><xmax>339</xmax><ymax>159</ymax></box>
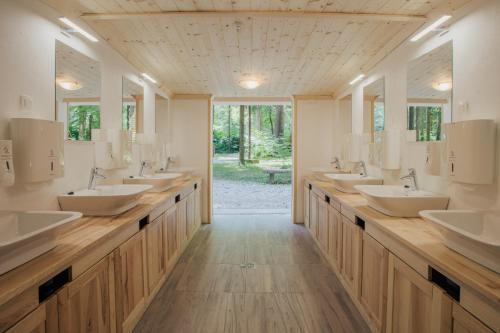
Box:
<box><xmin>317</xmin><ymin>197</ymin><xmax>329</xmax><ymax>251</ymax></box>
<box><xmin>360</xmin><ymin>232</ymin><xmax>388</xmax><ymax>333</ymax></box>
<box><xmin>309</xmin><ymin>191</ymin><xmax>319</xmax><ymax>237</ymax></box>
<box><xmin>327</xmin><ymin>205</ymin><xmax>342</xmax><ymax>270</ymax></box>
<box><xmin>186</xmin><ymin>191</ymin><xmax>196</xmax><ymax>239</ymax></box>
<box><xmin>146</xmin><ymin>215</ymin><xmax>166</xmax><ymax>294</ymax></box>
<box><xmin>194</xmin><ymin>185</ymin><xmax>202</xmax><ymax>229</ymax></box>
<box><xmin>164</xmin><ymin>205</ymin><xmax>178</xmax><ymax>265</ymax></box>
<box><xmin>451</xmin><ymin>303</ymin><xmax>493</xmax><ymax>333</ymax></box>
<box><xmin>176</xmin><ymin>197</ymin><xmax>187</xmax><ymax>248</ymax></box>
<box><xmin>58</xmin><ymin>256</ymin><xmax>115</xmax><ymax>333</ymax></box>
<box><xmin>5</xmin><ymin>297</ymin><xmax>58</xmax><ymax>333</ymax></box>
<box><xmin>341</xmin><ymin>216</ymin><xmax>362</xmax><ymax>296</ymax></box>
<box><xmin>386</xmin><ymin>254</ymin><xmax>451</xmax><ymax>333</ymax></box>
<box><xmin>303</xmin><ymin>184</ymin><xmax>310</xmax><ymax>227</ymax></box>
<box><xmin>114</xmin><ymin>230</ymin><xmax>148</xmax><ymax>333</ymax></box>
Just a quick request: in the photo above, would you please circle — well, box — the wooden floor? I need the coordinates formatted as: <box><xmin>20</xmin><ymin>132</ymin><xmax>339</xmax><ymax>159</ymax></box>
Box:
<box><xmin>134</xmin><ymin>214</ymin><xmax>370</xmax><ymax>333</ymax></box>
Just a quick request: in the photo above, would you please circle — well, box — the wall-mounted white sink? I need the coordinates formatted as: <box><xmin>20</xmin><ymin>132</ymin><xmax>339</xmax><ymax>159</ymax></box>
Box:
<box><xmin>324</xmin><ymin>173</ymin><xmax>383</xmax><ymax>193</ymax></box>
<box><xmin>355</xmin><ymin>185</ymin><xmax>449</xmax><ymax>217</ymax></box>
<box><xmin>58</xmin><ymin>184</ymin><xmax>152</xmax><ymax>216</ymax></box>
<box><xmin>420</xmin><ymin>210</ymin><xmax>500</xmax><ymax>274</ymax></box>
<box><xmin>0</xmin><ymin>210</ymin><xmax>82</xmax><ymax>275</ymax></box>
<box><xmin>123</xmin><ymin>173</ymin><xmax>184</xmax><ymax>192</ymax></box>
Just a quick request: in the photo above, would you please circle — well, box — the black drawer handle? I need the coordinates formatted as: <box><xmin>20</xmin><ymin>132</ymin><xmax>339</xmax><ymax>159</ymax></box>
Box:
<box><xmin>325</xmin><ymin>195</ymin><xmax>330</xmax><ymax>204</ymax></box>
<box><xmin>39</xmin><ymin>267</ymin><xmax>71</xmax><ymax>302</ymax></box>
<box><xmin>429</xmin><ymin>266</ymin><xmax>460</xmax><ymax>302</ymax></box>
<box><xmin>175</xmin><ymin>194</ymin><xmax>181</xmax><ymax>203</ymax></box>
<box><xmin>139</xmin><ymin>216</ymin><xmax>149</xmax><ymax>230</ymax></box>
<box><xmin>355</xmin><ymin>216</ymin><xmax>365</xmax><ymax>230</ymax></box>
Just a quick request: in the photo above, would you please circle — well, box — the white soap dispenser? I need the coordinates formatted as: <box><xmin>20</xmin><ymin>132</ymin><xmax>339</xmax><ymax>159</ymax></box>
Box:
<box><xmin>0</xmin><ymin>140</ymin><xmax>15</xmax><ymax>186</ymax></box>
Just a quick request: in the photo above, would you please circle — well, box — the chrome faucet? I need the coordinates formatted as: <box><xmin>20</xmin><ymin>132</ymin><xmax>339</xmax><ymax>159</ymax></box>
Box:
<box><xmin>331</xmin><ymin>157</ymin><xmax>341</xmax><ymax>170</ymax></box>
<box><xmin>401</xmin><ymin>168</ymin><xmax>418</xmax><ymax>191</ymax></box>
<box><xmin>359</xmin><ymin>161</ymin><xmax>367</xmax><ymax>177</ymax></box>
<box><xmin>88</xmin><ymin>167</ymin><xmax>106</xmax><ymax>190</ymax></box>
<box><xmin>139</xmin><ymin>160</ymin><xmax>149</xmax><ymax>177</ymax></box>
<box><xmin>165</xmin><ymin>156</ymin><xmax>173</xmax><ymax>170</ymax></box>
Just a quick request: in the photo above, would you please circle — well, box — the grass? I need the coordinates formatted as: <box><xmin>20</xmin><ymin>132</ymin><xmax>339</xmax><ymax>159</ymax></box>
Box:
<box><xmin>213</xmin><ymin>156</ymin><xmax>291</xmax><ymax>184</ymax></box>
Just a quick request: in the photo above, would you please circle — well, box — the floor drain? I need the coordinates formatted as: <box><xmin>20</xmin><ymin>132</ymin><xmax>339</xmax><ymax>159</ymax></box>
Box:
<box><xmin>240</xmin><ymin>262</ymin><xmax>256</xmax><ymax>269</ymax></box>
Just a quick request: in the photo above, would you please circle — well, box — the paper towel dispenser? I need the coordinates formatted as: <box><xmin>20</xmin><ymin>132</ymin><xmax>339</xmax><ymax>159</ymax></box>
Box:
<box><xmin>10</xmin><ymin>118</ymin><xmax>64</xmax><ymax>183</ymax></box>
<box><xmin>0</xmin><ymin>140</ymin><xmax>15</xmax><ymax>186</ymax></box>
<box><xmin>444</xmin><ymin>119</ymin><xmax>496</xmax><ymax>184</ymax></box>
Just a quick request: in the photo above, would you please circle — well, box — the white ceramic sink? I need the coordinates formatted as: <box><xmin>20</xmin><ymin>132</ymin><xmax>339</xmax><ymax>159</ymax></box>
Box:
<box><xmin>420</xmin><ymin>210</ymin><xmax>500</xmax><ymax>274</ymax></box>
<box><xmin>123</xmin><ymin>173</ymin><xmax>184</xmax><ymax>192</ymax></box>
<box><xmin>58</xmin><ymin>184</ymin><xmax>152</xmax><ymax>216</ymax></box>
<box><xmin>0</xmin><ymin>211</ymin><xmax>82</xmax><ymax>275</ymax></box>
<box><xmin>324</xmin><ymin>173</ymin><xmax>383</xmax><ymax>193</ymax></box>
<box><xmin>355</xmin><ymin>185</ymin><xmax>449</xmax><ymax>217</ymax></box>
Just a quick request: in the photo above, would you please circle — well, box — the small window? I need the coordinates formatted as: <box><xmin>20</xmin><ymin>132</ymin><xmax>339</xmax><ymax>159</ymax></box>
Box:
<box><xmin>373</xmin><ymin>101</ymin><xmax>385</xmax><ymax>132</ymax></box>
<box><xmin>407</xmin><ymin>105</ymin><xmax>442</xmax><ymax>141</ymax></box>
<box><xmin>67</xmin><ymin>104</ymin><xmax>100</xmax><ymax>141</ymax></box>
<box><xmin>122</xmin><ymin>103</ymin><xmax>137</xmax><ymax>140</ymax></box>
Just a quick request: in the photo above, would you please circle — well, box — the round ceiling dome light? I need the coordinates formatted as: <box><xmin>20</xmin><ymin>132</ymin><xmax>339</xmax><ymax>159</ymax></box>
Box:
<box><xmin>56</xmin><ymin>75</ymin><xmax>82</xmax><ymax>91</ymax></box>
<box><xmin>239</xmin><ymin>79</ymin><xmax>261</xmax><ymax>90</ymax></box>
<box><xmin>432</xmin><ymin>81</ymin><xmax>452</xmax><ymax>92</ymax></box>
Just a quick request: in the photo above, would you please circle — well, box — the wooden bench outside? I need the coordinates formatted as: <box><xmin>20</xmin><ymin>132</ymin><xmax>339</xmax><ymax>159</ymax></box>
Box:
<box><xmin>262</xmin><ymin>168</ymin><xmax>291</xmax><ymax>184</ymax></box>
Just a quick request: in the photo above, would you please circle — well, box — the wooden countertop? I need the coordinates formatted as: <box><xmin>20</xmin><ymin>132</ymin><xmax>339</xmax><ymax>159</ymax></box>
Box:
<box><xmin>305</xmin><ymin>174</ymin><xmax>500</xmax><ymax>306</ymax></box>
<box><xmin>0</xmin><ymin>177</ymin><xmax>201</xmax><ymax>307</ymax></box>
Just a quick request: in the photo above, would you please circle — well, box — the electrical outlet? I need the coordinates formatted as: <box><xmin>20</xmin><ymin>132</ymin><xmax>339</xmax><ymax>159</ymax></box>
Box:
<box><xmin>19</xmin><ymin>95</ymin><xmax>33</xmax><ymax>111</ymax></box>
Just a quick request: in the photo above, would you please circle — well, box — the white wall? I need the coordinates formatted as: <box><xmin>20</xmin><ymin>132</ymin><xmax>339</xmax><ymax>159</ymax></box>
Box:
<box><xmin>0</xmin><ymin>0</ymin><xmax>165</xmax><ymax>210</ymax></box>
<box><xmin>334</xmin><ymin>0</ymin><xmax>500</xmax><ymax>210</ymax></box>
<box><xmin>170</xmin><ymin>97</ymin><xmax>211</xmax><ymax>223</ymax></box>
<box><xmin>295</xmin><ymin>98</ymin><xmax>335</xmax><ymax>222</ymax></box>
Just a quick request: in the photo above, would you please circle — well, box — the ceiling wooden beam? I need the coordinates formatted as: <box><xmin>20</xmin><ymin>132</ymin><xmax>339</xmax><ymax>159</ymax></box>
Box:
<box><xmin>81</xmin><ymin>10</ymin><xmax>426</xmax><ymax>22</ymax></box>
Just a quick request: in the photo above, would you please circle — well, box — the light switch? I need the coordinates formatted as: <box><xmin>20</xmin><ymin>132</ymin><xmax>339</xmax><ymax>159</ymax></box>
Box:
<box><xmin>19</xmin><ymin>95</ymin><xmax>33</xmax><ymax>111</ymax></box>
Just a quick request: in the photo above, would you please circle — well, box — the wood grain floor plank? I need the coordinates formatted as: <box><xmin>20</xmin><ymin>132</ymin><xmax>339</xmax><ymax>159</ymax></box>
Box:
<box><xmin>134</xmin><ymin>214</ymin><xmax>370</xmax><ymax>333</ymax></box>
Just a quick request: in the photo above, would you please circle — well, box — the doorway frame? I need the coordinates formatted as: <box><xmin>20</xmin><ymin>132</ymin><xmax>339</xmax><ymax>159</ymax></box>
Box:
<box><xmin>209</xmin><ymin>96</ymin><xmax>295</xmax><ymax>221</ymax></box>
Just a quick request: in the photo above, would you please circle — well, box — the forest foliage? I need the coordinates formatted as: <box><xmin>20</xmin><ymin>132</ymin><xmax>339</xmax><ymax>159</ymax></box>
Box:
<box><xmin>212</xmin><ymin>104</ymin><xmax>292</xmax><ymax>161</ymax></box>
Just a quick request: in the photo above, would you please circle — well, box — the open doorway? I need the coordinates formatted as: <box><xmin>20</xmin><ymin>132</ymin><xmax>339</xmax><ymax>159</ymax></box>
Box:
<box><xmin>212</xmin><ymin>101</ymin><xmax>292</xmax><ymax>215</ymax></box>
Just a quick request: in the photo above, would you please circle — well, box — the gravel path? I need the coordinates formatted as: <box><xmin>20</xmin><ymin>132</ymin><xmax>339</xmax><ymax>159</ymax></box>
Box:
<box><xmin>213</xmin><ymin>179</ymin><xmax>291</xmax><ymax>210</ymax></box>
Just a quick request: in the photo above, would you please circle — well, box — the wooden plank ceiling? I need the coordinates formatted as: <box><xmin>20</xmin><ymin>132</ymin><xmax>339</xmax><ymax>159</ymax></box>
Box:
<box><xmin>42</xmin><ymin>0</ymin><xmax>469</xmax><ymax>97</ymax></box>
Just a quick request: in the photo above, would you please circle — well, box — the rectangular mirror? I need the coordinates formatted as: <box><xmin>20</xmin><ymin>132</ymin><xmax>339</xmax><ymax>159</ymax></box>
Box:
<box><xmin>122</xmin><ymin>77</ymin><xmax>143</xmax><ymax>141</ymax></box>
<box><xmin>363</xmin><ymin>78</ymin><xmax>385</xmax><ymax>142</ymax></box>
<box><xmin>407</xmin><ymin>41</ymin><xmax>452</xmax><ymax>142</ymax></box>
<box><xmin>55</xmin><ymin>40</ymin><xmax>101</xmax><ymax>141</ymax></box>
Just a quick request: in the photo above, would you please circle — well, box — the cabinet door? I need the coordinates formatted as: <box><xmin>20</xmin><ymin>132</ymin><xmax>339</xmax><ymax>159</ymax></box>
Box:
<box><xmin>194</xmin><ymin>185</ymin><xmax>202</xmax><ymax>228</ymax></box>
<box><xmin>341</xmin><ymin>216</ymin><xmax>362</xmax><ymax>296</ymax></box>
<box><xmin>309</xmin><ymin>192</ymin><xmax>319</xmax><ymax>237</ymax></box>
<box><xmin>177</xmin><ymin>197</ymin><xmax>188</xmax><ymax>248</ymax></box>
<box><xmin>7</xmin><ymin>303</ymin><xmax>45</xmax><ymax>333</ymax></box>
<box><xmin>186</xmin><ymin>191</ymin><xmax>196</xmax><ymax>239</ymax></box>
<box><xmin>317</xmin><ymin>197</ymin><xmax>329</xmax><ymax>251</ymax></box>
<box><xmin>327</xmin><ymin>205</ymin><xmax>342</xmax><ymax>270</ymax></box>
<box><xmin>386</xmin><ymin>254</ymin><xmax>452</xmax><ymax>333</ymax></box>
<box><xmin>303</xmin><ymin>185</ymin><xmax>310</xmax><ymax>227</ymax></box>
<box><xmin>58</xmin><ymin>256</ymin><xmax>115</xmax><ymax>333</ymax></box>
<box><xmin>114</xmin><ymin>230</ymin><xmax>148</xmax><ymax>333</ymax></box>
<box><xmin>452</xmin><ymin>303</ymin><xmax>493</xmax><ymax>333</ymax></box>
<box><xmin>164</xmin><ymin>205</ymin><xmax>178</xmax><ymax>264</ymax></box>
<box><xmin>360</xmin><ymin>232</ymin><xmax>388</xmax><ymax>333</ymax></box>
<box><xmin>146</xmin><ymin>215</ymin><xmax>166</xmax><ymax>294</ymax></box>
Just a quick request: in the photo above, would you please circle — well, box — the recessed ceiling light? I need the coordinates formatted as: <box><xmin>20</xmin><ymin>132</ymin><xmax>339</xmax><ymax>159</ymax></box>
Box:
<box><xmin>349</xmin><ymin>74</ymin><xmax>365</xmax><ymax>85</ymax></box>
<box><xmin>410</xmin><ymin>15</ymin><xmax>452</xmax><ymax>42</ymax></box>
<box><xmin>239</xmin><ymin>79</ymin><xmax>260</xmax><ymax>90</ymax></box>
<box><xmin>59</xmin><ymin>17</ymin><xmax>98</xmax><ymax>42</ymax></box>
<box><xmin>56</xmin><ymin>75</ymin><xmax>82</xmax><ymax>91</ymax></box>
<box><xmin>432</xmin><ymin>81</ymin><xmax>452</xmax><ymax>91</ymax></box>
<box><xmin>142</xmin><ymin>73</ymin><xmax>158</xmax><ymax>84</ymax></box>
